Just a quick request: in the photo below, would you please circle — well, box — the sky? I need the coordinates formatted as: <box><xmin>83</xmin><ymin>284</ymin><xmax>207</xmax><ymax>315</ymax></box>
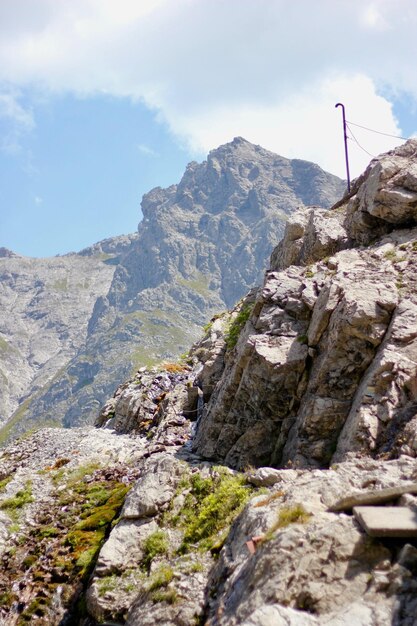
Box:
<box><xmin>1</xmin><ymin>0</ymin><xmax>417</xmax><ymax>257</ymax></box>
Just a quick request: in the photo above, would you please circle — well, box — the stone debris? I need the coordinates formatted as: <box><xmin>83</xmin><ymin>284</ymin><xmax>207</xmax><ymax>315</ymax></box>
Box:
<box><xmin>353</xmin><ymin>505</ymin><xmax>417</xmax><ymax>537</ymax></box>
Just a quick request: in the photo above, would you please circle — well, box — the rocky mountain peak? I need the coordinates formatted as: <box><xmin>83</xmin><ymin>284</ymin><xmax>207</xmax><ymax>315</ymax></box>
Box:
<box><xmin>0</xmin><ymin>139</ymin><xmax>344</xmax><ymax>442</ymax></box>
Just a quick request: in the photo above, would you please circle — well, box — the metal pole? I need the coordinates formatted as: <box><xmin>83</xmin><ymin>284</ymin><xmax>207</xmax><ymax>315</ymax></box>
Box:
<box><xmin>335</xmin><ymin>102</ymin><xmax>351</xmax><ymax>192</ymax></box>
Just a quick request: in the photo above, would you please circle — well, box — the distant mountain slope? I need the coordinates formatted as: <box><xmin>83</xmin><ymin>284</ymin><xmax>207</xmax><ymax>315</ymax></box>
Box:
<box><xmin>0</xmin><ymin>235</ymin><xmax>137</xmax><ymax>433</ymax></box>
<box><xmin>0</xmin><ymin>138</ymin><xmax>344</xmax><ymax>442</ymax></box>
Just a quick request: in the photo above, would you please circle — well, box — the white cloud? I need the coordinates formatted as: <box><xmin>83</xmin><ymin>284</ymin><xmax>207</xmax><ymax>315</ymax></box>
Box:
<box><xmin>172</xmin><ymin>74</ymin><xmax>403</xmax><ymax>178</ymax></box>
<box><xmin>0</xmin><ymin>88</ymin><xmax>34</xmax><ymax>154</ymax></box>
<box><xmin>0</xmin><ymin>0</ymin><xmax>416</xmax><ymax>176</ymax></box>
<box><xmin>137</xmin><ymin>143</ymin><xmax>159</xmax><ymax>157</ymax></box>
<box><xmin>34</xmin><ymin>196</ymin><xmax>43</xmax><ymax>205</ymax></box>
<box><xmin>0</xmin><ymin>91</ymin><xmax>33</xmax><ymax>128</ymax></box>
<box><xmin>360</xmin><ymin>3</ymin><xmax>390</xmax><ymax>30</ymax></box>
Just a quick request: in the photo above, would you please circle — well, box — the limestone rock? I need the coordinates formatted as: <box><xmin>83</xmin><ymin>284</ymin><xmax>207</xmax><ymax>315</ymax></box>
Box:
<box><xmin>192</xmin><ymin>139</ymin><xmax>417</xmax><ymax>469</ymax></box>
<box><xmin>270</xmin><ymin>206</ymin><xmax>348</xmax><ymax>271</ymax></box>
<box><xmin>246</xmin><ymin>467</ymin><xmax>284</xmax><ymax>487</ymax></box>
<box><xmin>94</xmin><ymin>519</ymin><xmax>158</xmax><ymax>576</ymax></box>
<box><xmin>202</xmin><ymin>457</ymin><xmax>417</xmax><ymax>626</ymax></box>
<box><xmin>353</xmin><ymin>505</ymin><xmax>417</xmax><ymax>537</ymax></box>
<box><xmin>121</xmin><ymin>454</ymin><xmax>184</xmax><ymax>519</ymax></box>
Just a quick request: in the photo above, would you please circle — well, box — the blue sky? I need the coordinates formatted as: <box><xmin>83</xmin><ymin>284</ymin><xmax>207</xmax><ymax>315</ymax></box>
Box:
<box><xmin>0</xmin><ymin>94</ymin><xmax>196</xmax><ymax>256</ymax></box>
<box><xmin>1</xmin><ymin>0</ymin><xmax>416</xmax><ymax>258</ymax></box>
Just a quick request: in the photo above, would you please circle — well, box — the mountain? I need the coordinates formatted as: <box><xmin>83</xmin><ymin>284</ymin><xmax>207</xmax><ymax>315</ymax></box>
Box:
<box><xmin>0</xmin><ymin>234</ymin><xmax>136</xmax><ymax>433</ymax></box>
<box><xmin>1</xmin><ymin>140</ymin><xmax>417</xmax><ymax>625</ymax></box>
<box><xmin>0</xmin><ymin>137</ymin><xmax>344</xmax><ymax>442</ymax></box>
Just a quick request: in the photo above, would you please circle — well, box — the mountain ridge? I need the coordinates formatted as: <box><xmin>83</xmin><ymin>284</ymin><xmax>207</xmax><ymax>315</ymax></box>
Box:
<box><xmin>0</xmin><ymin>137</ymin><xmax>344</xmax><ymax>442</ymax></box>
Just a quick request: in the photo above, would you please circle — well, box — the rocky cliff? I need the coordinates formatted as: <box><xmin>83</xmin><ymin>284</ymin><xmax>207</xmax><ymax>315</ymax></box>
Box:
<box><xmin>1</xmin><ymin>141</ymin><xmax>417</xmax><ymax>625</ymax></box>
<box><xmin>193</xmin><ymin>139</ymin><xmax>417</xmax><ymax>470</ymax></box>
<box><xmin>0</xmin><ymin>138</ymin><xmax>344</xmax><ymax>442</ymax></box>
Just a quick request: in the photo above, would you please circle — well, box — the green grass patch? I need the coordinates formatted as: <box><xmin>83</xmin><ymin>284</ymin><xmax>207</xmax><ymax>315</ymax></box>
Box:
<box><xmin>0</xmin><ymin>591</ymin><xmax>14</xmax><ymax>608</ymax></box>
<box><xmin>143</xmin><ymin>530</ymin><xmax>169</xmax><ymax>570</ymax></box>
<box><xmin>0</xmin><ymin>475</ymin><xmax>12</xmax><ymax>492</ymax></box>
<box><xmin>263</xmin><ymin>504</ymin><xmax>311</xmax><ymax>542</ymax></box>
<box><xmin>168</xmin><ymin>468</ymin><xmax>254</xmax><ymax>553</ymax></box>
<box><xmin>97</xmin><ymin>574</ymin><xmax>119</xmax><ymax>596</ymax></box>
<box><xmin>0</xmin><ymin>481</ymin><xmax>34</xmax><ymax>513</ymax></box>
<box><xmin>151</xmin><ymin>588</ymin><xmax>178</xmax><ymax>605</ymax></box>
<box><xmin>18</xmin><ymin>596</ymin><xmax>50</xmax><ymax>622</ymax></box>
<box><xmin>38</xmin><ymin>526</ymin><xmax>60</xmax><ymax>539</ymax></box>
<box><xmin>72</xmin><ymin>484</ymin><xmax>129</xmax><ymax>533</ymax></box>
<box><xmin>225</xmin><ymin>303</ymin><xmax>254</xmax><ymax>350</ymax></box>
<box><xmin>147</xmin><ymin>564</ymin><xmax>174</xmax><ymax>591</ymax></box>
<box><xmin>65</xmin><ymin>526</ymin><xmax>106</xmax><ymax>579</ymax></box>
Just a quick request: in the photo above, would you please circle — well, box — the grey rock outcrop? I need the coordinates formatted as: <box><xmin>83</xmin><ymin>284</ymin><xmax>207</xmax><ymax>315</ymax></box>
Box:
<box><xmin>3</xmin><ymin>410</ymin><xmax>417</xmax><ymax>624</ymax></box>
<box><xmin>204</xmin><ymin>456</ymin><xmax>417</xmax><ymax>626</ymax></box>
<box><xmin>192</xmin><ymin>139</ymin><xmax>417</xmax><ymax>470</ymax></box>
<box><xmin>1</xmin><ymin>138</ymin><xmax>343</xmax><ymax>442</ymax></box>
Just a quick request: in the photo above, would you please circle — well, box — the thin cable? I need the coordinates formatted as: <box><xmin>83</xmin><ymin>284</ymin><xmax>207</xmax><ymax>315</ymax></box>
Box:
<box><xmin>346</xmin><ymin>120</ymin><xmax>408</xmax><ymax>141</ymax></box>
<box><xmin>346</xmin><ymin>123</ymin><xmax>376</xmax><ymax>158</ymax></box>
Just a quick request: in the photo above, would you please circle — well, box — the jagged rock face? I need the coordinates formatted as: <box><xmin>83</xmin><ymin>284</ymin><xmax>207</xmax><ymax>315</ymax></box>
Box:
<box><xmin>1</xmin><ymin>138</ymin><xmax>344</xmax><ymax>442</ymax></box>
<box><xmin>193</xmin><ymin>139</ymin><xmax>417</xmax><ymax>469</ymax></box>
<box><xmin>132</xmin><ymin>137</ymin><xmax>344</xmax><ymax>307</ymax></box>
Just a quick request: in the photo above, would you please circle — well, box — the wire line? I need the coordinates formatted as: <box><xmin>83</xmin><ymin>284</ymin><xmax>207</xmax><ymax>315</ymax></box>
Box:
<box><xmin>346</xmin><ymin>120</ymin><xmax>408</xmax><ymax>141</ymax></box>
<box><xmin>346</xmin><ymin>123</ymin><xmax>375</xmax><ymax>158</ymax></box>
